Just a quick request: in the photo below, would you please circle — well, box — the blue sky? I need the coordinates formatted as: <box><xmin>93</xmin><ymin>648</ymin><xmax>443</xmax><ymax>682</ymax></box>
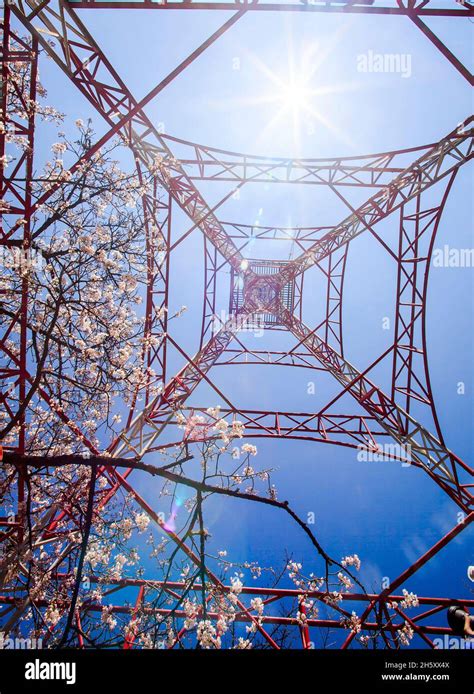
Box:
<box><xmin>31</xmin><ymin>5</ymin><xmax>473</xmax><ymax>646</ymax></box>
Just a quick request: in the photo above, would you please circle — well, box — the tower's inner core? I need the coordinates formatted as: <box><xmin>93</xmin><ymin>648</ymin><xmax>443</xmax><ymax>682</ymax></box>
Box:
<box><xmin>230</xmin><ymin>259</ymin><xmax>296</xmax><ymax>327</ymax></box>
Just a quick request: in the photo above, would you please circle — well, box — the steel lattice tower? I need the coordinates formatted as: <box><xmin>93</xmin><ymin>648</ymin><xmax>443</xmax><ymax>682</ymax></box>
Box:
<box><xmin>1</xmin><ymin>0</ymin><xmax>473</xmax><ymax>650</ymax></box>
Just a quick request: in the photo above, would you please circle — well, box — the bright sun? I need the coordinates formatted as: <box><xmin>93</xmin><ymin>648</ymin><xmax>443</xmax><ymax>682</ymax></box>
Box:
<box><xmin>236</xmin><ymin>38</ymin><xmax>357</xmax><ymax>151</ymax></box>
<box><xmin>279</xmin><ymin>80</ymin><xmax>312</xmax><ymax>112</ymax></box>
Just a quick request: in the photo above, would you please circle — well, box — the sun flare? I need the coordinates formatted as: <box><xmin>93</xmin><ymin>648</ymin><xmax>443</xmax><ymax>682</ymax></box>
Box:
<box><xmin>278</xmin><ymin>79</ymin><xmax>313</xmax><ymax>113</ymax></box>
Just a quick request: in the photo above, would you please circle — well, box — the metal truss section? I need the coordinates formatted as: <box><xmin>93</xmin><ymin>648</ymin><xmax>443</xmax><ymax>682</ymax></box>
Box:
<box><xmin>320</xmin><ymin>245</ymin><xmax>347</xmax><ymax>355</ymax></box>
<box><xmin>161</xmin><ymin>134</ymin><xmax>434</xmax><ymax>187</ymax></box>
<box><xmin>9</xmin><ymin>0</ymin><xmax>249</xmax><ymax>273</ymax></box>
<box><xmin>2</xmin><ymin>582</ymin><xmax>471</xmax><ymax>645</ymax></box>
<box><xmin>0</xmin><ymin>9</ymin><xmax>37</xmax><ymax>463</ymax></box>
<box><xmin>222</xmin><ymin>221</ymin><xmax>335</xmax><ymax>252</ymax></box>
<box><xmin>65</xmin><ymin>0</ymin><xmax>474</xmax><ymax>84</ymax></box>
<box><xmin>279</xmin><ymin>306</ymin><xmax>473</xmax><ymax>510</ymax></box>
<box><xmin>230</xmin><ymin>258</ymin><xmax>297</xmax><ymax>328</ymax></box>
<box><xmin>391</xmin><ymin>172</ymin><xmax>457</xmax><ymax>436</ymax></box>
<box><xmin>127</xmin><ymin>183</ymin><xmax>171</xmax><ymax>425</ymax></box>
<box><xmin>213</xmin><ymin>347</ymin><xmax>323</xmax><ymax>368</ymax></box>
<box><xmin>165</xmin><ymin>406</ymin><xmax>391</xmax><ymax>453</ymax></box>
<box><xmin>200</xmin><ymin>237</ymin><xmax>219</xmax><ymax>350</ymax></box>
<box><xmin>67</xmin><ymin>0</ymin><xmax>473</xmax><ymax>18</ymax></box>
<box><xmin>111</xmin><ymin>310</ymin><xmax>252</xmax><ymax>458</ymax></box>
<box><xmin>2</xmin><ymin>1</ymin><xmax>473</xmax><ymax>651</ymax></box>
<box><xmin>277</xmin><ymin>123</ymin><xmax>474</xmax><ymax>285</ymax></box>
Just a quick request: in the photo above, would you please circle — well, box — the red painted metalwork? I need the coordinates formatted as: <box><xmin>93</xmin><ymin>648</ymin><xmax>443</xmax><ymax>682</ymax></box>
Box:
<box><xmin>66</xmin><ymin>0</ymin><xmax>474</xmax><ymax>19</ymax></box>
<box><xmin>2</xmin><ymin>582</ymin><xmax>472</xmax><ymax>640</ymax></box>
<box><xmin>64</xmin><ymin>0</ymin><xmax>474</xmax><ymax>84</ymax></box>
<box><xmin>1</xmin><ymin>0</ymin><xmax>473</xmax><ymax>650</ymax></box>
<box><xmin>150</xmin><ymin>407</ymin><xmax>395</xmax><ymax>456</ymax></box>
<box><xmin>0</xmin><ymin>9</ymin><xmax>38</xmax><ymax>545</ymax></box>
<box><xmin>160</xmin><ymin>135</ymin><xmax>434</xmax><ymax>187</ymax></box>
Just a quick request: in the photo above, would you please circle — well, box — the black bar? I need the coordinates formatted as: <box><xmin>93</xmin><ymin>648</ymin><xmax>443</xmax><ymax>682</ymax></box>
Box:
<box><xmin>0</xmin><ymin>648</ymin><xmax>471</xmax><ymax>691</ymax></box>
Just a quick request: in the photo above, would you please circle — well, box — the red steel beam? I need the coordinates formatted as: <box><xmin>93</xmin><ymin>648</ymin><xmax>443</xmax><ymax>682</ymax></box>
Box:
<box><xmin>50</xmin><ymin>575</ymin><xmax>474</xmax><ymax>607</ymax></box>
<box><xmin>407</xmin><ymin>11</ymin><xmax>474</xmax><ymax>85</ymax></box>
<box><xmin>341</xmin><ymin>511</ymin><xmax>474</xmax><ymax>648</ymax></box>
<box><xmin>0</xmin><ymin>592</ymin><xmax>462</xmax><ymax>638</ymax></box>
<box><xmin>66</xmin><ymin>1</ymin><xmax>474</xmax><ymax>17</ymax></box>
